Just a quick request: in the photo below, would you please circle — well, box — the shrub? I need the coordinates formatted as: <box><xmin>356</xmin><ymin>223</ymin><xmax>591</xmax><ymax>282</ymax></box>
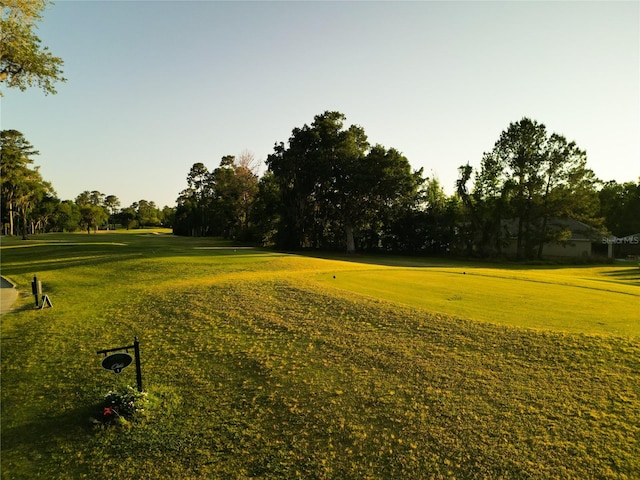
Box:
<box><xmin>100</xmin><ymin>386</ymin><xmax>147</xmax><ymax>425</ymax></box>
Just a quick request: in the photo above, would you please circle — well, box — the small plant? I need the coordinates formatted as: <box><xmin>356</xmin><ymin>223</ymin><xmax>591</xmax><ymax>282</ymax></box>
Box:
<box><xmin>100</xmin><ymin>386</ymin><xmax>147</xmax><ymax>425</ymax></box>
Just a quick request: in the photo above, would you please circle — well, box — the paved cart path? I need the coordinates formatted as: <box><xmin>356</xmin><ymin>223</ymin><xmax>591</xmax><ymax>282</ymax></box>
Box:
<box><xmin>0</xmin><ymin>276</ymin><xmax>19</xmax><ymax>315</ymax></box>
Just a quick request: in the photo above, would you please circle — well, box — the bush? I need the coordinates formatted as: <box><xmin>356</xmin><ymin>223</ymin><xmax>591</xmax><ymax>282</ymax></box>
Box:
<box><xmin>100</xmin><ymin>386</ymin><xmax>147</xmax><ymax>425</ymax></box>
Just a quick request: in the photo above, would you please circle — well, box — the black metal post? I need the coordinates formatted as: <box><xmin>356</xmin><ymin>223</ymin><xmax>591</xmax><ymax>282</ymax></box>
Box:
<box><xmin>31</xmin><ymin>276</ymin><xmax>42</xmax><ymax>307</ymax></box>
<box><xmin>134</xmin><ymin>336</ymin><xmax>143</xmax><ymax>392</ymax></box>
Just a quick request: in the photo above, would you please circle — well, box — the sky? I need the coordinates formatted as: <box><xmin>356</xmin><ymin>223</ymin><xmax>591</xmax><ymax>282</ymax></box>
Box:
<box><xmin>2</xmin><ymin>0</ymin><xmax>639</xmax><ymax>209</ymax></box>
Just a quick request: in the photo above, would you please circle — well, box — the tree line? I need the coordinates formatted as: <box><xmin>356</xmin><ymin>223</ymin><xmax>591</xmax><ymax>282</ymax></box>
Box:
<box><xmin>0</xmin><ymin>129</ymin><xmax>174</xmax><ymax>237</ymax></box>
<box><xmin>2</xmin><ymin>112</ymin><xmax>638</xmax><ymax>259</ymax></box>
<box><xmin>173</xmin><ymin>111</ymin><xmax>639</xmax><ymax>260</ymax></box>
<box><xmin>4</xmin><ymin>3</ymin><xmax>637</xmax><ymax>258</ymax></box>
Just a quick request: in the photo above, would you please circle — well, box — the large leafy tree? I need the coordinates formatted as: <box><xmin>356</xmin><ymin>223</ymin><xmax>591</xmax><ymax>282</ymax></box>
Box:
<box><xmin>12</xmin><ymin>163</ymin><xmax>52</xmax><ymax>238</ymax></box>
<box><xmin>266</xmin><ymin>116</ymin><xmax>332</xmax><ymax>249</ymax></box>
<box><xmin>476</xmin><ymin>118</ymin><xmax>549</xmax><ymax>258</ymax></box>
<box><xmin>78</xmin><ymin>204</ymin><xmax>107</xmax><ymax>234</ymax></box>
<box><xmin>1</xmin><ymin>129</ymin><xmax>55</xmax><ymax>237</ymax></box>
<box><xmin>267</xmin><ymin>111</ymin><xmax>423</xmax><ymax>253</ymax></box>
<box><xmin>461</xmin><ymin>118</ymin><xmax>601</xmax><ymax>259</ymax></box>
<box><xmin>357</xmin><ymin>145</ymin><xmax>425</xmax><ymax>252</ymax></box>
<box><xmin>536</xmin><ymin>133</ymin><xmax>602</xmax><ymax>258</ymax></box>
<box><xmin>266</xmin><ymin>111</ymin><xmax>368</xmax><ymax>251</ymax></box>
<box><xmin>1</xmin><ymin>129</ymin><xmax>36</xmax><ymax>235</ymax></box>
<box><xmin>1</xmin><ymin>0</ymin><xmax>66</xmax><ymax>95</ymax></box>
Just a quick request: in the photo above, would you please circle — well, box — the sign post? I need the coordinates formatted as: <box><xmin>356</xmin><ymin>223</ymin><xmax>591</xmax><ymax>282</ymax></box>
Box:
<box><xmin>97</xmin><ymin>337</ymin><xmax>143</xmax><ymax>392</ymax></box>
<box><xmin>133</xmin><ymin>337</ymin><xmax>143</xmax><ymax>392</ymax></box>
<box><xmin>31</xmin><ymin>276</ymin><xmax>42</xmax><ymax>307</ymax></box>
<box><xmin>30</xmin><ymin>275</ymin><xmax>52</xmax><ymax>308</ymax></box>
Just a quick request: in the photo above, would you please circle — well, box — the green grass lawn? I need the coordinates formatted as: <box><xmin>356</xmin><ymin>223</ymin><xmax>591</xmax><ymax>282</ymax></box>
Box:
<box><xmin>1</xmin><ymin>231</ymin><xmax>639</xmax><ymax>479</ymax></box>
<box><xmin>313</xmin><ymin>263</ymin><xmax>639</xmax><ymax>337</ymax></box>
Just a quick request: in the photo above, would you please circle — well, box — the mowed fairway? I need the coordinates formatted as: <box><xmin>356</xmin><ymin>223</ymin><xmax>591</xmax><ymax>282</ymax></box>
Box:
<box><xmin>315</xmin><ymin>264</ymin><xmax>639</xmax><ymax>337</ymax></box>
<box><xmin>1</xmin><ymin>231</ymin><xmax>639</xmax><ymax>479</ymax></box>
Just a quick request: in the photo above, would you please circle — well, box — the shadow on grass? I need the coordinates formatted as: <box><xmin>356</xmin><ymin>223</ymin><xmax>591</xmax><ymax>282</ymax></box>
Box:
<box><xmin>297</xmin><ymin>250</ymin><xmax>627</xmax><ymax>271</ymax></box>
<box><xmin>602</xmin><ymin>268</ymin><xmax>640</xmax><ymax>286</ymax></box>
<box><xmin>3</xmin><ymin>303</ymin><xmax>41</xmax><ymax>315</ymax></box>
<box><xmin>2</xmin><ymin>253</ymin><xmax>143</xmax><ymax>277</ymax></box>
<box><xmin>1</xmin><ymin>401</ymin><xmax>100</xmax><ymax>455</ymax></box>
<box><xmin>0</xmin><ymin>235</ymin><xmax>274</xmax><ymax>278</ymax></box>
<box><xmin>296</xmin><ymin>250</ymin><xmax>468</xmax><ymax>268</ymax></box>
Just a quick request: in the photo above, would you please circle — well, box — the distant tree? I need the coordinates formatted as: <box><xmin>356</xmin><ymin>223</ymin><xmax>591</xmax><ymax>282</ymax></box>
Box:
<box><xmin>421</xmin><ymin>177</ymin><xmax>456</xmax><ymax>254</ymax></box>
<box><xmin>51</xmin><ymin>199</ymin><xmax>80</xmax><ymax>232</ymax></box>
<box><xmin>31</xmin><ymin>191</ymin><xmax>58</xmax><ymax>233</ymax></box>
<box><xmin>599</xmin><ymin>179</ymin><xmax>640</xmax><ymax>236</ymax></box>
<box><xmin>250</xmin><ymin>171</ymin><xmax>281</xmax><ymax>246</ymax></box>
<box><xmin>266</xmin><ymin>140</ymin><xmax>310</xmax><ymax>249</ymax></box>
<box><xmin>104</xmin><ymin>194</ymin><xmax>120</xmax><ymax>229</ymax></box>
<box><xmin>174</xmin><ymin>162</ymin><xmax>215</xmax><ymax>236</ymax></box>
<box><xmin>75</xmin><ymin>190</ymin><xmax>105</xmax><ymax>207</ymax></box>
<box><xmin>210</xmin><ymin>155</ymin><xmax>259</xmax><ymax>239</ymax></box>
<box><xmin>237</xmin><ymin>149</ymin><xmax>261</xmax><ymax>176</ymax></box>
<box><xmin>0</xmin><ymin>0</ymin><xmax>66</xmax><ymax>95</ymax></box>
<box><xmin>210</xmin><ymin>155</ymin><xmax>239</xmax><ymax>238</ymax></box>
<box><xmin>535</xmin><ymin>133</ymin><xmax>602</xmax><ymax>258</ymax></box>
<box><xmin>13</xmin><ymin>164</ymin><xmax>53</xmax><ymax>238</ymax></box>
<box><xmin>174</xmin><ymin>155</ymin><xmax>260</xmax><ymax>239</ymax></box>
<box><xmin>75</xmin><ymin>190</ymin><xmax>108</xmax><ymax>233</ymax></box>
<box><xmin>135</xmin><ymin>199</ymin><xmax>160</xmax><ymax>227</ymax></box>
<box><xmin>234</xmin><ymin>151</ymin><xmax>261</xmax><ymax>238</ymax></box>
<box><xmin>117</xmin><ymin>206</ymin><xmax>137</xmax><ymax>230</ymax></box>
<box><xmin>90</xmin><ymin>190</ymin><xmax>105</xmax><ymax>206</ymax></box>
<box><xmin>161</xmin><ymin>205</ymin><xmax>175</xmax><ymax>228</ymax></box>
<box><xmin>380</xmin><ymin>176</ymin><xmax>457</xmax><ymax>254</ymax></box>
<box><xmin>78</xmin><ymin>204</ymin><xmax>107</xmax><ymax>234</ymax></box>
<box><xmin>455</xmin><ymin>163</ymin><xmax>480</xmax><ymax>256</ymax></box>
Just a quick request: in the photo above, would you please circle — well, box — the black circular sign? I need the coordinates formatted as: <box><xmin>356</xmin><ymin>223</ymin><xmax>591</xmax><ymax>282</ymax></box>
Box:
<box><xmin>101</xmin><ymin>352</ymin><xmax>133</xmax><ymax>374</ymax></box>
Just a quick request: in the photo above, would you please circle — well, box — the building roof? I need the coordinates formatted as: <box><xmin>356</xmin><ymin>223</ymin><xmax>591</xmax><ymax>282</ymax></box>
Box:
<box><xmin>501</xmin><ymin>217</ymin><xmax>602</xmax><ymax>242</ymax></box>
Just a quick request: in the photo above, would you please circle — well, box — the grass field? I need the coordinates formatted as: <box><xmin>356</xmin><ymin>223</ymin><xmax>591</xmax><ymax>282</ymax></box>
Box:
<box><xmin>1</xmin><ymin>231</ymin><xmax>639</xmax><ymax>479</ymax></box>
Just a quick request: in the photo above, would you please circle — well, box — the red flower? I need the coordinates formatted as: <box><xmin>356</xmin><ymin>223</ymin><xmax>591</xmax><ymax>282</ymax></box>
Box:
<box><xmin>103</xmin><ymin>407</ymin><xmax>114</xmax><ymax>416</ymax></box>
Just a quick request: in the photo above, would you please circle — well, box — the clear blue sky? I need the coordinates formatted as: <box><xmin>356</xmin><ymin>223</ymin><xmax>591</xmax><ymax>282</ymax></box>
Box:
<box><xmin>2</xmin><ymin>0</ymin><xmax>638</xmax><ymax>208</ymax></box>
